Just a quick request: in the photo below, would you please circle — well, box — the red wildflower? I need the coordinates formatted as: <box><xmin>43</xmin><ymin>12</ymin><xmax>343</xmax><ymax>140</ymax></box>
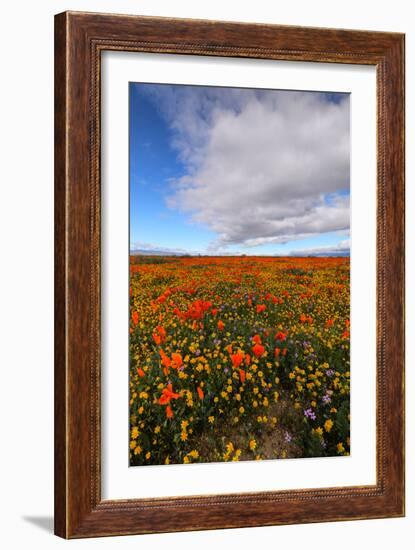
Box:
<box><xmin>197</xmin><ymin>386</ymin><xmax>204</xmax><ymax>400</ymax></box>
<box><xmin>231</xmin><ymin>351</ymin><xmax>244</xmax><ymax>369</ymax></box>
<box><xmin>184</xmin><ymin>299</ymin><xmax>212</xmax><ymax>320</ymax></box>
<box><xmin>171</xmin><ymin>353</ymin><xmax>183</xmax><ymax>370</ymax></box>
<box><xmin>256</xmin><ymin>304</ymin><xmax>266</xmax><ymax>313</ymax></box>
<box><xmin>160</xmin><ymin>349</ymin><xmax>171</xmax><ymax>369</ymax></box>
<box><xmin>300</xmin><ymin>313</ymin><xmax>313</xmax><ymax>324</ymax></box>
<box><xmin>252</xmin><ymin>334</ymin><xmax>262</xmax><ymax>345</ymax></box>
<box><xmin>274</xmin><ymin>348</ymin><xmax>280</xmax><ymax>357</ymax></box>
<box><xmin>153</xmin><ymin>326</ymin><xmax>167</xmax><ymax>344</ymax></box>
<box><xmin>252</xmin><ymin>343</ymin><xmax>265</xmax><ymax>358</ymax></box>
<box><xmin>159</xmin><ymin>383</ymin><xmax>180</xmax><ymax>405</ymax></box>
<box><xmin>275</xmin><ymin>331</ymin><xmax>287</xmax><ymax>342</ymax></box>
<box><xmin>131</xmin><ymin>311</ymin><xmax>139</xmax><ymax>326</ymax></box>
<box><xmin>166</xmin><ymin>405</ymin><xmax>174</xmax><ymax>419</ymax></box>
<box><xmin>218</xmin><ymin>320</ymin><xmax>225</xmax><ymax>331</ymax></box>
<box><xmin>239</xmin><ymin>369</ymin><xmax>246</xmax><ymax>383</ymax></box>
<box><xmin>137</xmin><ymin>368</ymin><xmax>145</xmax><ymax>378</ymax></box>
<box><xmin>173</xmin><ymin>307</ymin><xmax>182</xmax><ymax>318</ymax></box>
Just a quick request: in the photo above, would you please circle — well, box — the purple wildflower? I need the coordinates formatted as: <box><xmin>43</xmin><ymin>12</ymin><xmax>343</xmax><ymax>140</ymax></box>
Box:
<box><xmin>304</xmin><ymin>408</ymin><xmax>316</xmax><ymax>421</ymax></box>
<box><xmin>284</xmin><ymin>431</ymin><xmax>293</xmax><ymax>443</ymax></box>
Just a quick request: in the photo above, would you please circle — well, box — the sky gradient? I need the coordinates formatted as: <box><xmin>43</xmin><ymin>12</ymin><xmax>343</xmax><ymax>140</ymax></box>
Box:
<box><xmin>129</xmin><ymin>83</ymin><xmax>350</xmax><ymax>256</ymax></box>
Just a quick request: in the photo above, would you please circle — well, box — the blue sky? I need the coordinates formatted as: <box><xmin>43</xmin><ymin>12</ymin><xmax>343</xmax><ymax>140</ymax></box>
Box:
<box><xmin>129</xmin><ymin>85</ymin><xmax>216</xmax><ymax>253</ymax></box>
<box><xmin>129</xmin><ymin>83</ymin><xmax>350</xmax><ymax>256</ymax></box>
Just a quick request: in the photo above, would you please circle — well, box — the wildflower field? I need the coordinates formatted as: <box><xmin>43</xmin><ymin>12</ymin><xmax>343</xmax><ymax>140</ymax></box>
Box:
<box><xmin>129</xmin><ymin>256</ymin><xmax>350</xmax><ymax>466</ymax></box>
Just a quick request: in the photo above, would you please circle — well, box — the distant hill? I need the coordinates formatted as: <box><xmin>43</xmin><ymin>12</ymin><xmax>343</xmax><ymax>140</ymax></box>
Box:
<box><xmin>130</xmin><ymin>249</ymin><xmax>188</xmax><ymax>256</ymax></box>
<box><xmin>129</xmin><ymin>250</ymin><xmax>349</xmax><ymax>258</ymax></box>
<box><xmin>301</xmin><ymin>251</ymin><xmax>350</xmax><ymax>258</ymax></box>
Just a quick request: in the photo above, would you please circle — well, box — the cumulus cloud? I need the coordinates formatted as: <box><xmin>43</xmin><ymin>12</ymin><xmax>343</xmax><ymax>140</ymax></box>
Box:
<box><xmin>142</xmin><ymin>84</ymin><xmax>350</xmax><ymax>251</ymax></box>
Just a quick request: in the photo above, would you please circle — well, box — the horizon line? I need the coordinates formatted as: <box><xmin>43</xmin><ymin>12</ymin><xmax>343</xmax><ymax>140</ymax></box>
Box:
<box><xmin>129</xmin><ymin>251</ymin><xmax>350</xmax><ymax>258</ymax></box>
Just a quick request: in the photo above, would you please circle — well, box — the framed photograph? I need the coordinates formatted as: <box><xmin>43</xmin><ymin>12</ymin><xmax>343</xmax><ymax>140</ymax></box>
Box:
<box><xmin>54</xmin><ymin>11</ymin><xmax>405</xmax><ymax>538</ymax></box>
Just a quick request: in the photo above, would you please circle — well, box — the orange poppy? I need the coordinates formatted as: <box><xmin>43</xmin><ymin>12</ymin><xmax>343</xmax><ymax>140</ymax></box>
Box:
<box><xmin>153</xmin><ymin>325</ymin><xmax>167</xmax><ymax>344</ymax></box>
<box><xmin>160</xmin><ymin>349</ymin><xmax>171</xmax><ymax>369</ymax></box>
<box><xmin>159</xmin><ymin>383</ymin><xmax>180</xmax><ymax>405</ymax></box>
<box><xmin>300</xmin><ymin>313</ymin><xmax>313</xmax><ymax>324</ymax></box>
<box><xmin>197</xmin><ymin>386</ymin><xmax>204</xmax><ymax>400</ymax></box>
<box><xmin>231</xmin><ymin>351</ymin><xmax>244</xmax><ymax>369</ymax></box>
<box><xmin>173</xmin><ymin>307</ymin><xmax>182</xmax><ymax>318</ymax></box>
<box><xmin>171</xmin><ymin>353</ymin><xmax>183</xmax><ymax>370</ymax></box>
<box><xmin>252</xmin><ymin>343</ymin><xmax>265</xmax><ymax>358</ymax></box>
<box><xmin>217</xmin><ymin>320</ymin><xmax>225</xmax><ymax>331</ymax></box>
<box><xmin>252</xmin><ymin>334</ymin><xmax>262</xmax><ymax>345</ymax></box>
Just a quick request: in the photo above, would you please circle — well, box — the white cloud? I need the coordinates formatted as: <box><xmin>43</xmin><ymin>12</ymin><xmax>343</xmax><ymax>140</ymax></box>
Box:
<box><xmin>279</xmin><ymin>239</ymin><xmax>351</xmax><ymax>257</ymax></box>
<box><xmin>130</xmin><ymin>239</ymin><xmax>350</xmax><ymax>257</ymax></box>
<box><xmin>130</xmin><ymin>241</ymin><xmax>190</xmax><ymax>256</ymax></box>
<box><xmin>142</xmin><ymin>85</ymin><xmax>350</xmax><ymax>251</ymax></box>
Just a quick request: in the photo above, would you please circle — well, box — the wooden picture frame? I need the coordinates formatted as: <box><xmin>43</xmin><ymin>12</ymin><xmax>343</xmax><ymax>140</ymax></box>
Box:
<box><xmin>54</xmin><ymin>11</ymin><xmax>405</xmax><ymax>538</ymax></box>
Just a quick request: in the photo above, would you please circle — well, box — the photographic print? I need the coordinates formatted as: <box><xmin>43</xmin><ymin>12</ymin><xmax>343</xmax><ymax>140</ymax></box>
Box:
<box><xmin>128</xmin><ymin>82</ymin><xmax>350</xmax><ymax>467</ymax></box>
<box><xmin>55</xmin><ymin>13</ymin><xmax>405</xmax><ymax>537</ymax></box>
